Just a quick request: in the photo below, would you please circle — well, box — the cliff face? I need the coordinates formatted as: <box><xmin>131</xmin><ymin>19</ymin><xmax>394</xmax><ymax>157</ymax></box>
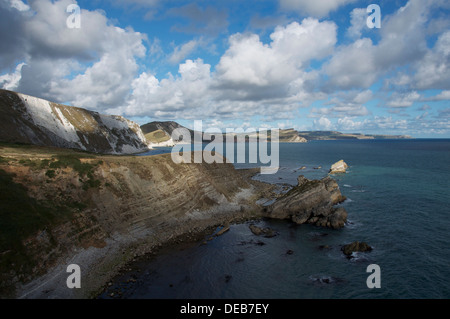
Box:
<box><xmin>0</xmin><ymin>144</ymin><xmax>264</xmax><ymax>298</ymax></box>
<box><xmin>0</xmin><ymin>90</ymin><xmax>149</xmax><ymax>154</ymax></box>
<box><xmin>278</xmin><ymin>129</ymin><xmax>308</xmax><ymax>143</ymax></box>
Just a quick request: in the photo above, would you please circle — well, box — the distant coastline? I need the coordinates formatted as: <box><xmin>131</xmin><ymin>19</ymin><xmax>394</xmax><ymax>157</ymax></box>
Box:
<box><xmin>141</xmin><ymin>121</ymin><xmax>413</xmax><ymax>145</ymax></box>
<box><xmin>296</xmin><ymin>130</ymin><xmax>413</xmax><ymax>140</ymax></box>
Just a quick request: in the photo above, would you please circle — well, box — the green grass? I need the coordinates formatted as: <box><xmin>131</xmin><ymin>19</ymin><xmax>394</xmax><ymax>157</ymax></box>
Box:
<box><xmin>145</xmin><ymin>129</ymin><xmax>170</xmax><ymax>143</ymax></box>
<box><xmin>8</xmin><ymin>154</ymin><xmax>103</xmax><ymax>188</ymax></box>
<box><xmin>49</xmin><ymin>154</ymin><xmax>96</xmax><ymax>173</ymax></box>
<box><xmin>47</xmin><ymin>155</ymin><xmax>103</xmax><ymax>189</ymax></box>
<box><xmin>14</xmin><ymin>158</ymin><xmax>50</xmax><ymax>170</ymax></box>
<box><xmin>45</xmin><ymin>169</ymin><xmax>56</xmax><ymax>179</ymax></box>
<box><xmin>82</xmin><ymin>173</ymin><xmax>101</xmax><ymax>190</ymax></box>
<box><xmin>18</xmin><ymin>159</ymin><xmax>39</xmax><ymax>168</ymax></box>
<box><xmin>40</xmin><ymin>159</ymin><xmax>50</xmax><ymax>167</ymax></box>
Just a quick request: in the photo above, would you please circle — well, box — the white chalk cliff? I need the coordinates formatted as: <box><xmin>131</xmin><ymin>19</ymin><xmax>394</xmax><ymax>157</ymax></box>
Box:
<box><xmin>0</xmin><ymin>89</ymin><xmax>149</xmax><ymax>154</ymax></box>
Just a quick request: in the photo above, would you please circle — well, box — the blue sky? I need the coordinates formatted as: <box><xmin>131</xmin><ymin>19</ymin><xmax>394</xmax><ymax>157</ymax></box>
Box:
<box><xmin>1</xmin><ymin>0</ymin><xmax>450</xmax><ymax>137</ymax></box>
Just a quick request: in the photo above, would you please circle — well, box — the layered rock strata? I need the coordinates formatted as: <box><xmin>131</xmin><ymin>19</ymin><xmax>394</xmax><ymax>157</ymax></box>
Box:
<box><xmin>266</xmin><ymin>175</ymin><xmax>348</xmax><ymax>229</ymax></box>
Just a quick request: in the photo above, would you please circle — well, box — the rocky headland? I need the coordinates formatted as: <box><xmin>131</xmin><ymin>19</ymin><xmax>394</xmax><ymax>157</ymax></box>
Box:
<box><xmin>265</xmin><ymin>175</ymin><xmax>348</xmax><ymax>229</ymax></box>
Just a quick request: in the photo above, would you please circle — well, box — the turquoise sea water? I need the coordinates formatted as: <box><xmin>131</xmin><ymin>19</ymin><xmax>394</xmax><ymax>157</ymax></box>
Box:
<box><xmin>103</xmin><ymin>139</ymin><xmax>450</xmax><ymax>299</ymax></box>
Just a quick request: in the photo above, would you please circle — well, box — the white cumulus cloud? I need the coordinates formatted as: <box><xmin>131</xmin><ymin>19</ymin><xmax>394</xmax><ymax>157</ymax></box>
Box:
<box><xmin>313</xmin><ymin>117</ymin><xmax>334</xmax><ymax>130</ymax></box>
<box><xmin>0</xmin><ymin>0</ymin><xmax>147</xmax><ymax>111</ymax></box>
<box><xmin>120</xmin><ymin>19</ymin><xmax>337</xmax><ymax>121</ymax></box>
<box><xmin>387</xmin><ymin>91</ymin><xmax>421</xmax><ymax>108</ymax></box>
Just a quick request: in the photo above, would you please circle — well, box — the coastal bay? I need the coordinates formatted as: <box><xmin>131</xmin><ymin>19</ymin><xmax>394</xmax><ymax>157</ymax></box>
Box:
<box><xmin>99</xmin><ymin>139</ymin><xmax>450</xmax><ymax>299</ymax></box>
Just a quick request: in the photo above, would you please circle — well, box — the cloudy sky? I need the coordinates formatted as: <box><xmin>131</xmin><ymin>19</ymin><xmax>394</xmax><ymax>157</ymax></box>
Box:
<box><xmin>1</xmin><ymin>0</ymin><xmax>450</xmax><ymax>137</ymax></box>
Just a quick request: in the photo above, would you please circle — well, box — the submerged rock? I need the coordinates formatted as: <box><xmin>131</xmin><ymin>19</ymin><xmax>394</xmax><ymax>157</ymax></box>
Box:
<box><xmin>265</xmin><ymin>175</ymin><xmax>347</xmax><ymax>229</ymax></box>
<box><xmin>329</xmin><ymin>160</ymin><xmax>348</xmax><ymax>174</ymax></box>
<box><xmin>237</xmin><ymin>239</ymin><xmax>266</xmax><ymax>246</ymax></box>
<box><xmin>341</xmin><ymin>241</ymin><xmax>373</xmax><ymax>256</ymax></box>
<box><xmin>309</xmin><ymin>275</ymin><xmax>345</xmax><ymax>285</ymax></box>
<box><xmin>249</xmin><ymin>224</ymin><xmax>277</xmax><ymax>238</ymax></box>
<box><xmin>215</xmin><ymin>224</ymin><xmax>230</xmax><ymax>237</ymax></box>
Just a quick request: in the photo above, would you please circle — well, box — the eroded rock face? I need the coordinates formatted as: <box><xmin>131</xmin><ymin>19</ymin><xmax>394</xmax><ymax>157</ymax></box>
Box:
<box><xmin>329</xmin><ymin>160</ymin><xmax>348</xmax><ymax>174</ymax></box>
<box><xmin>266</xmin><ymin>175</ymin><xmax>347</xmax><ymax>229</ymax></box>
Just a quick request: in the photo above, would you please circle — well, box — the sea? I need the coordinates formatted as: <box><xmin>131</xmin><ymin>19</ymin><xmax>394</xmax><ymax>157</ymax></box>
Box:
<box><xmin>99</xmin><ymin>139</ymin><xmax>450</xmax><ymax>299</ymax></box>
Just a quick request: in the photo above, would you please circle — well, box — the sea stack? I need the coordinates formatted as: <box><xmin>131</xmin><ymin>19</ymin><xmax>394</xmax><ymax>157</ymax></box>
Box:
<box><xmin>329</xmin><ymin>160</ymin><xmax>348</xmax><ymax>174</ymax></box>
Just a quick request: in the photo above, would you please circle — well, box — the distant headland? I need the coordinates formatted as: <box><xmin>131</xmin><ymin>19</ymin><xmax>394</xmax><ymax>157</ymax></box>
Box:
<box><xmin>142</xmin><ymin>121</ymin><xmax>413</xmax><ymax>145</ymax></box>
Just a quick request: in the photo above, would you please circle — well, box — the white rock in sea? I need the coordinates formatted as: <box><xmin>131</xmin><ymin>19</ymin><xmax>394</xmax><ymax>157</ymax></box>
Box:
<box><xmin>329</xmin><ymin>160</ymin><xmax>348</xmax><ymax>174</ymax></box>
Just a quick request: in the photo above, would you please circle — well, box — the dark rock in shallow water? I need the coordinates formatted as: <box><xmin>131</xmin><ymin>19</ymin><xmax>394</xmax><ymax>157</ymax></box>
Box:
<box><xmin>249</xmin><ymin>224</ymin><xmax>277</xmax><ymax>238</ymax></box>
<box><xmin>309</xmin><ymin>275</ymin><xmax>345</xmax><ymax>285</ymax></box>
<box><xmin>308</xmin><ymin>232</ymin><xmax>329</xmax><ymax>241</ymax></box>
<box><xmin>286</xmin><ymin>250</ymin><xmax>294</xmax><ymax>255</ymax></box>
<box><xmin>341</xmin><ymin>241</ymin><xmax>373</xmax><ymax>257</ymax></box>
<box><xmin>238</xmin><ymin>239</ymin><xmax>266</xmax><ymax>246</ymax></box>
<box><xmin>266</xmin><ymin>175</ymin><xmax>347</xmax><ymax>229</ymax></box>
